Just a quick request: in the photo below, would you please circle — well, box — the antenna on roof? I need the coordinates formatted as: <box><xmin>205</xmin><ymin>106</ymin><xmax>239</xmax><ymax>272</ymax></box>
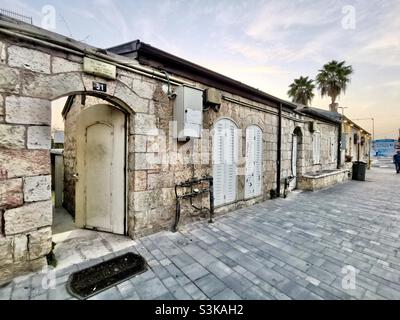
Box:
<box><xmin>0</xmin><ymin>8</ymin><xmax>33</xmax><ymax>24</ymax></box>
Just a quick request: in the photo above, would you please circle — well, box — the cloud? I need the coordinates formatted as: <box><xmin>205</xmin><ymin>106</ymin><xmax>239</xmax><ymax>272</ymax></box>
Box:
<box><xmin>92</xmin><ymin>0</ymin><xmax>130</xmax><ymax>42</ymax></box>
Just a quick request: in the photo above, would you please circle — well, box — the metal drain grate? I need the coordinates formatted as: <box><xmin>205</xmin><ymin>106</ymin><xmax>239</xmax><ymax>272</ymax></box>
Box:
<box><xmin>66</xmin><ymin>252</ymin><xmax>147</xmax><ymax>299</ymax></box>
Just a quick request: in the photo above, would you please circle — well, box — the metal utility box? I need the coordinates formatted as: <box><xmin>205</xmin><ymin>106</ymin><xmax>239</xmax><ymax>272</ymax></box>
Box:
<box><xmin>174</xmin><ymin>86</ymin><xmax>204</xmax><ymax>141</ymax></box>
<box><xmin>204</xmin><ymin>88</ymin><xmax>222</xmax><ymax>105</ymax></box>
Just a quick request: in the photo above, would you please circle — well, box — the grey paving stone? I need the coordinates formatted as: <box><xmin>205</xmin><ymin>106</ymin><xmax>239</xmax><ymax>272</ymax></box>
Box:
<box><xmin>183</xmin><ymin>283</ymin><xmax>208</xmax><ymax>300</ymax></box>
<box><xmin>48</xmin><ymin>284</ymin><xmax>72</xmax><ymax>300</ymax></box>
<box><xmin>135</xmin><ymin>277</ymin><xmax>169</xmax><ymax>300</ymax></box>
<box><xmin>88</xmin><ymin>287</ymin><xmax>122</xmax><ymax>300</ymax></box>
<box><xmin>212</xmin><ymin>288</ymin><xmax>241</xmax><ymax>300</ymax></box>
<box><xmin>194</xmin><ymin>274</ymin><xmax>226</xmax><ymax>298</ymax></box>
<box><xmin>181</xmin><ymin>263</ymin><xmax>209</xmax><ymax>282</ymax></box>
<box><xmin>0</xmin><ymin>285</ymin><xmax>12</xmax><ymax>300</ymax></box>
<box><xmin>170</xmin><ymin>286</ymin><xmax>193</xmax><ymax>300</ymax></box>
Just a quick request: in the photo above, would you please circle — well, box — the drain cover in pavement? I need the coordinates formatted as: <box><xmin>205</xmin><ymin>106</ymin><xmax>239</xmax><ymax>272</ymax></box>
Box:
<box><xmin>67</xmin><ymin>252</ymin><xmax>147</xmax><ymax>299</ymax></box>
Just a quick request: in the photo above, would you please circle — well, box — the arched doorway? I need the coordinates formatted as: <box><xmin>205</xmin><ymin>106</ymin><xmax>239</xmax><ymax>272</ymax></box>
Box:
<box><xmin>74</xmin><ymin>104</ymin><xmax>126</xmax><ymax>234</ymax></box>
<box><xmin>245</xmin><ymin>125</ymin><xmax>263</xmax><ymax>199</ymax></box>
<box><xmin>289</xmin><ymin>127</ymin><xmax>303</xmax><ymax>191</ymax></box>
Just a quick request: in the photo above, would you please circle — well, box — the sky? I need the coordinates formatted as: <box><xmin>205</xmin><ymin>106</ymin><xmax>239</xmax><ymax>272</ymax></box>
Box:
<box><xmin>1</xmin><ymin>0</ymin><xmax>399</xmax><ymax>139</ymax></box>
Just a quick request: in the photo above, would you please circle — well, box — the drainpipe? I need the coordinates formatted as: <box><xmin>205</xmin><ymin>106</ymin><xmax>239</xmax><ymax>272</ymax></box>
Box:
<box><xmin>337</xmin><ymin>122</ymin><xmax>342</xmax><ymax>169</ymax></box>
<box><xmin>276</xmin><ymin>103</ymin><xmax>282</xmax><ymax>197</ymax></box>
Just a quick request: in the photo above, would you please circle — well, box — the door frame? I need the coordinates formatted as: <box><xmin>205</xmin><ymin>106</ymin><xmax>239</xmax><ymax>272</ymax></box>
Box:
<box><xmin>290</xmin><ymin>127</ymin><xmax>303</xmax><ymax>191</ymax></box>
<box><xmin>244</xmin><ymin>124</ymin><xmax>263</xmax><ymax>199</ymax></box>
<box><xmin>74</xmin><ymin>103</ymin><xmax>129</xmax><ymax>235</ymax></box>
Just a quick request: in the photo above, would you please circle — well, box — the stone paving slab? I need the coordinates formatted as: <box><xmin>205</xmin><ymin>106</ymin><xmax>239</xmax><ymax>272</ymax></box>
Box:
<box><xmin>1</xmin><ymin>168</ymin><xmax>400</xmax><ymax>300</ymax></box>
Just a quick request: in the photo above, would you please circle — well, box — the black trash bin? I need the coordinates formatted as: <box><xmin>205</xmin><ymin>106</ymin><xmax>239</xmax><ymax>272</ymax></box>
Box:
<box><xmin>352</xmin><ymin>161</ymin><xmax>367</xmax><ymax>181</ymax></box>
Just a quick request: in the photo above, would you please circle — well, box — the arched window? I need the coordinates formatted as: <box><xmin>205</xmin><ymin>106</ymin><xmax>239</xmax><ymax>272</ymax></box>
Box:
<box><xmin>245</xmin><ymin>125</ymin><xmax>263</xmax><ymax>198</ymax></box>
<box><xmin>213</xmin><ymin>118</ymin><xmax>239</xmax><ymax>206</ymax></box>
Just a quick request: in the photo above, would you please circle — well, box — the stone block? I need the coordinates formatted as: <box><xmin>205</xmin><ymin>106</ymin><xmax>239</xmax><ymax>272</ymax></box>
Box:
<box><xmin>132</xmin><ymin>78</ymin><xmax>155</xmax><ymax>99</ymax></box>
<box><xmin>134</xmin><ymin>135</ymin><xmax>147</xmax><ymax>153</ymax></box>
<box><xmin>0</xmin><ymin>65</ymin><xmax>20</xmax><ymax>93</ymax></box>
<box><xmin>0</xmin><ymin>178</ymin><xmax>23</xmax><ymax>209</ymax></box>
<box><xmin>8</xmin><ymin>46</ymin><xmax>51</xmax><ymax>74</ymax></box>
<box><xmin>147</xmin><ymin>172</ymin><xmax>174</xmax><ymax>190</ymax></box>
<box><xmin>82</xmin><ymin>74</ymin><xmax>116</xmax><ymax>97</ymax></box>
<box><xmin>115</xmin><ymin>82</ymin><xmax>148</xmax><ymax>116</ymax></box>
<box><xmin>27</xmin><ymin>126</ymin><xmax>51</xmax><ymax>149</ymax></box>
<box><xmin>0</xmin><ymin>150</ymin><xmax>50</xmax><ymax>179</ymax></box>
<box><xmin>52</xmin><ymin>56</ymin><xmax>82</xmax><ymax>73</ymax></box>
<box><xmin>132</xmin><ymin>190</ymin><xmax>164</xmax><ymax>211</ymax></box>
<box><xmin>0</xmin><ymin>237</ymin><xmax>13</xmax><ymax>265</ymax></box>
<box><xmin>21</xmin><ymin>72</ymin><xmax>84</xmax><ymax>99</ymax></box>
<box><xmin>13</xmin><ymin>235</ymin><xmax>28</xmax><ymax>261</ymax></box>
<box><xmin>4</xmin><ymin>200</ymin><xmax>52</xmax><ymax>236</ymax></box>
<box><xmin>134</xmin><ymin>113</ymin><xmax>158</xmax><ymax>136</ymax></box>
<box><xmin>133</xmin><ymin>171</ymin><xmax>147</xmax><ymax>191</ymax></box>
<box><xmin>24</xmin><ymin>175</ymin><xmax>52</xmax><ymax>202</ymax></box>
<box><xmin>132</xmin><ymin>153</ymin><xmax>161</xmax><ymax>171</ymax></box>
<box><xmin>0</xmin><ymin>124</ymin><xmax>25</xmax><ymax>149</ymax></box>
<box><xmin>28</xmin><ymin>227</ymin><xmax>52</xmax><ymax>260</ymax></box>
<box><xmin>5</xmin><ymin>96</ymin><xmax>51</xmax><ymax>125</ymax></box>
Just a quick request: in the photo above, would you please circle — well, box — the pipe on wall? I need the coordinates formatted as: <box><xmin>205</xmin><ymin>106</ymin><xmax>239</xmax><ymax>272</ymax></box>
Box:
<box><xmin>276</xmin><ymin>102</ymin><xmax>282</xmax><ymax>196</ymax></box>
<box><xmin>337</xmin><ymin>123</ymin><xmax>342</xmax><ymax>169</ymax></box>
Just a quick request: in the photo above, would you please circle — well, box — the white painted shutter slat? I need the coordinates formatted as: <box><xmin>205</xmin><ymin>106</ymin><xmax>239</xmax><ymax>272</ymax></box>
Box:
<box><xmin>254</xmin><ymin>127</ymin><xmax>262</xmax><ymax>196</ymax></box>
<box><xmin>213</xmin><ymin>121</ymin><xmax>225</xmax><ymax>206</ymax></box>
<box><xmin>225</xmin><ymin>121</ymin><xmax>237</xmax><ymax>203</ymax></box>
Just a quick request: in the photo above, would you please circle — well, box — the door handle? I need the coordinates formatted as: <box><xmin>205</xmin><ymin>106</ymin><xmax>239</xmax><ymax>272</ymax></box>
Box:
<box><xmin>73</xmin><ymin>173</ymin><xmax>79</xmax><ymax>181</ymax></box>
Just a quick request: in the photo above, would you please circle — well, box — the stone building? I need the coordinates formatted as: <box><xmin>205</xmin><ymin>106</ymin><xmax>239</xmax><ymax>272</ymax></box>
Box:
<box><xmin>0</xmin><ymin>15</ymin><xmax>345</xmax><ymax>282</ymax></box>
<box><xmin>341</xmin><ymin>116</ymin><xmax>372</xmax><ymax>165</ymax></box>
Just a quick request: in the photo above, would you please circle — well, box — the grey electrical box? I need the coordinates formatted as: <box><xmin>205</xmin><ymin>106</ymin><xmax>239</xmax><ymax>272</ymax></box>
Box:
<box><xmin>174</xmin><ymin>86</ymin><xmax>204</xmax><ymax>141</ymax></box>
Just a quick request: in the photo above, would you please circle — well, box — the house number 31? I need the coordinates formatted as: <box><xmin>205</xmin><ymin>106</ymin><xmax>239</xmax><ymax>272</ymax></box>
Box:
<box><xmin>93</xmin><ymin>82</ymin><xmax>107</xmax><ymax>92</ymax></box>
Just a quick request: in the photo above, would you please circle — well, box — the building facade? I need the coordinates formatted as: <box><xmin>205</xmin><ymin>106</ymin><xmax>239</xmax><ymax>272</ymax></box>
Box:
<box><xmin>341</xmin><ymin>116</ymin><xmax>372</xmax><ymax>166</ymax></box>
<box><xmin>0</xmin><ymin>16</ymin><xmax>344</xmax><ymax>282</ymax></box>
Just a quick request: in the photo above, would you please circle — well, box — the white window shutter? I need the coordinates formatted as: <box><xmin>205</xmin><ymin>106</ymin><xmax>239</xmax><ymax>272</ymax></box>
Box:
<box><xmin>213</xmin><ymin>119</ymin><xmax>238</xmax><ymax>206</ymax></box>
<box><xmin>254</xmin><ymin>127</ymin><xmax>263</xmax><ymax>196</ymax></box>
<box><xmin>313</xmin><ymin>132</ymin><xmax>321</xmax><ymax>164</ymax></box>
<box><xmin>224</xmin><ymin>121</ymin><xmax>237</xmax><ymax>204</ymax></box>
<box><xmin>213</xmin><ymin>121</ymin><xmax>225</xmax><ymax>206</ymax></box>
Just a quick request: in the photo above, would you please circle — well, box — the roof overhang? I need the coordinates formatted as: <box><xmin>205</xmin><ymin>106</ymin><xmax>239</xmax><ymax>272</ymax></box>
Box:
<box><xmin>108</xmin><ymin>41</ymin><xmax>297</xmax><ymax>112</ymax></box>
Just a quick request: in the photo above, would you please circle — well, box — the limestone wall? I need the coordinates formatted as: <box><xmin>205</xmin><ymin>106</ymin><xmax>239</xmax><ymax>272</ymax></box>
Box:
<box><xmin>0</xmin><ymin>34</ymin><xmax>148</xmax><ymax>282</ymax></box>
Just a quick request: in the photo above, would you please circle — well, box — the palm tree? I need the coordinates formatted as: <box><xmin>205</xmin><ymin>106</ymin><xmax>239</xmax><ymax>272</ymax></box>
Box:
<box><xmin>287</xmin><ymin>76</ymin><xmax>315</xmax><ymax>106</ymax></box>
<box><xmin>316</xmin><ymin>60</ymin><xmax>353</xmax><ymax>106</ymax></box>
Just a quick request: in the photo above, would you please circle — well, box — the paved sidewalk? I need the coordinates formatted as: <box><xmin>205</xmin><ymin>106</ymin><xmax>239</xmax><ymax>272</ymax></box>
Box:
<box><xmin>1</xmin><ymin>167</ymin><xmax>400</xmax><ymax>300</ymax></box>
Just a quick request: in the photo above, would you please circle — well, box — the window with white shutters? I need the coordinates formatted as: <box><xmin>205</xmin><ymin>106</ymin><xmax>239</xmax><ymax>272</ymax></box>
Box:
<box><xmin>313</xmin><ymin>132</ymin><xmax>321</xmax><ymax>164</ymax></box>
<box><xmin>245</xmin><ymin>125</ymin><xmax>263</xmax><ymax>199</ymax></box>
<box><xmin>213</xmin><ymin>119</ymin><xmax>238</xmax><ymax>206</ymax></box>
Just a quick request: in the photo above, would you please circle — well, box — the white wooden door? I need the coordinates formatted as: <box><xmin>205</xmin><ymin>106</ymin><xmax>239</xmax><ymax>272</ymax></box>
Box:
<box><xmin>245</xmin><ymin>126</ymin><xmax>263</xmax><ymax>198</ymax></box>
<box><xmin>213</xmin><ymin>119</ymin><xmax>238</xmax><ymax>206</ymax></box>
<box><xmin>76</xmin><ymin>104</ymin><xmax>126</xmax><ymax>235</ymax></box>
<box><xmin>290</xmin><ymin>134</ymin><xmax>298</xmax><ymax>190</ymax></box>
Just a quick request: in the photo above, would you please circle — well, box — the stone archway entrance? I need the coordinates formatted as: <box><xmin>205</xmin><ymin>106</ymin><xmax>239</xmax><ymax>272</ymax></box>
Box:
<box><xmin>0</xmin><ymin>32</ymin><xmax>151</xmax><ymax>282</ymax></box>
<box><xmin>74</xmin><ymin>103</ymin><xmax>127</xmax><ymax>235</ymax></box>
